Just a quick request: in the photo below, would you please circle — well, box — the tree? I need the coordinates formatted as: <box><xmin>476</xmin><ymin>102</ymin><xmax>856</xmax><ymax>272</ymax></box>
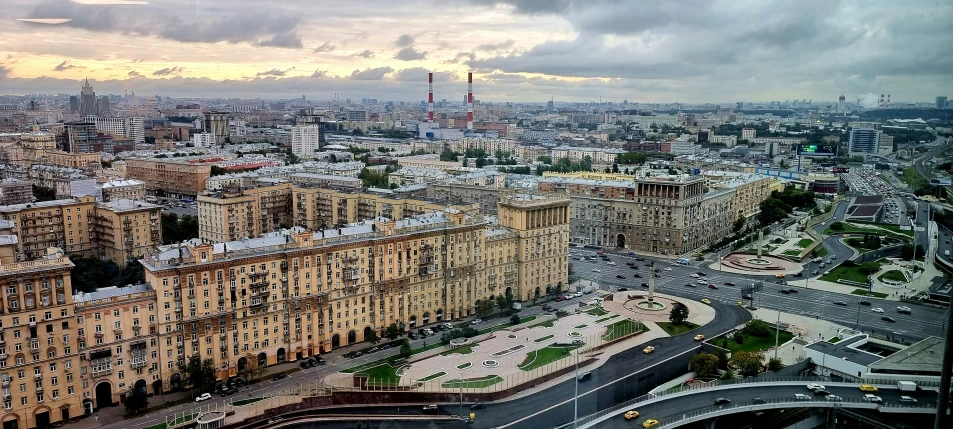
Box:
<box><xmin>915</xmin><ymin>244</ymin><xmax>925</xmax><ymax>259</ymax></box>
<box><xmin>238</xmin><ymin>353</ymin><xmax>264</xmax><ymax>383</ymax></box>
<box><xmin>365</xmin><ymin>329</ymin><xmax>380</xmax><ymax>345</ymax></box>
<box><xmin>510</xmin><ymin>314</ymin><xmax>521</xmax><ymax>325</ymax></box>
<box><xmin>858</xmin><ymin>261</ymin><xmax>880</xmax><ymax>276</ymax></box>
<box><xmin>719</xmin><ymin>369</ymin><xmax>736</xmax><ymax>380</ymax></box>
<box><xmin>830</xmin><ymin>221</ymin><xmax>844</xmax><ymax>231</ymax></box>
<box><xmin>495</xmin><ymin>295</ymin><xmax>508</xmax><ymax>315</ymax></box>
<box><xmin>742</xmin><ymin>319</ymin><xmax>772</xmax><ymax>337</ymax></box>
<box><xmin>730</xmin><ymin>351</ymin><xmax>765</xmax><ymax>377</ymax></box>
<box><xmin>504</xmin><ymin>288</ymin><xmax>514</xmax><ymax>305</ymax></box>
<box><xmin>733</xmin><ymin>216</ymin><xmax>746</xmax><ymax>233</ymax></box>
<box><xmin>384</xmin><ymin>323</ymin><xmax>403</xmax><ymax>341</ymax></box>
<box><xmin>178</xmin><ymin>355</ymin><xmax>217</xmax><ymax>395</ymax></box>
<box><xmin>124</xmin><ymin>385</ymin><xmax>149</xmax><ymax>414</ymax></box>
<box><xmin>398</xmin><ymin>340</ymin><xmax>412</xmax><ymax>359</ymax></box>
<box><xmin>767</xmin><ymin>357</ymin><xmax>785</xmax><ymax>372</ymax></box>
<box><xmin>668</xmin><ymin>302</ymin><xmax>688</xmax><ymax>324</ymax></box>
<box><xmin>210</xmin><ymin>165</ymin><xmax>227</xmax><ymax>176</ymax></box>
<box><xmin>32</xmin><ymin>185</ymin><xmax>57</xmax><ymax>202</ymax></box>
<box><xmin>689</xmin><ymin>352</ymin><xmax>719</xmax><ymax>376</ymax></box>
<box><xmin>900</xmin><ymin>243</ymin><xmax>914</xmax><ymax>260</ymax></box>
<box><xmin>475</xmin><ymin>299</ymin><xmax>494</xmax><ymax>318</ymax></box>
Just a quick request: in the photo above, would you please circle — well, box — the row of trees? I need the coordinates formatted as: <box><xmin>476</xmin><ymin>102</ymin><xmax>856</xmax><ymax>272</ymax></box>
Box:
<box><xmin>70</xmin><ymin>256</ymin><xmax>145</xmax><ymax>294</ymax></box>
<box><xmin>161</xmin><ymin>213</ymin><xmax>199</xmax><ymax>244</ymax></box>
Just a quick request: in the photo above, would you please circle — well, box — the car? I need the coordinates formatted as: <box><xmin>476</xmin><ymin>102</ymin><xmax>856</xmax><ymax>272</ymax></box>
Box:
<box><xmin>273</xmin><ymin>374</ymin><xmax>287</xmax><ymax>381</ymax></box>
<box><xmin>752</xmin><ymin>398</ymin><xmax>766</xmax><ymax>405</ymax></box>
<box><xmin>897</xmin><ymin>306</ymin><xmax>912</xmax><ymax>314</ymax></box>
<box><xmin>696</xmin><ymin>271</ymin><xmax>706</xmax><ymax>276</ymax></box>
<box><xmin>863</xmin><ymin>394</ymin><xmax>883</xmax><ymax>403</ymax></box>
<box><xmin>742</xmin><ymin>294</ymin><xmax>752</xmax><ymax>300</ymax></box>
<box><xmin>813</xmin><ymin>389</ymin><xmax>830</xmax><ymax>396</ymax></box>
<box><xmin>826</xmin><ymin>395</ymin><xmax>843</xmax><ymax>401</ymax></box>
<box><xmin>300</xmin><ymin>361</ymin><xmax>312</xmax><ymax>369</ymax></box>
<box><xmin>701</xmin><ymin>298</ymin><xmax>711</xmax><ymax>305</ymax></box>
<box><xmin>882</xmin><ymin>316</ymin><xmax>896</xmax><ymax>322</ymax></box>
<box><xmin>641</xmin><ymin>283</ymin><xmax>649</xmax><ymax>288</ymax></box>
<box><xmin>872</xmin><ymin>307</ymin><xmax>884</xmax><ymax>313</ymax></box>
<box><xmin>859</xmin><ymin>300</ymin><xmax>871</xmax><ymax>306</ymax></box>
<box><xmin>834</xmin><ymin>301</ymin><xmax>847</xmax><ymax>306</ymax></box>
<box><xmin>470</xmin><ymin>402</ymin><xmax>486</xmax><ymax>409</ymax></box>
<box><xmin>689</xmin><ymin>273</ymin><xmax>700</xmax><ymax>278</ymax></box>
<box><xmin>725</xmin><ymin>282</ymin><xmax>735</xmax><ymax>286</ymax></box>
<box><xmin>812</xmin><ymin>270</ymin><xmax>819</xmax><ymax>275</ymax></box>
<box><xmin>555</xmin><ymin>296</ymin><xmax>565</xmax><ymax>302</ymax></box>
<box><xmin>788</xmin><ymin>288</ymin><xmax>798</xmax><ymax>293</ymax></box>
<box><xmin>422</xmin><ymin>404</ymin><xmax>440</xmax><ymax>413</ymax></box>
<box><xmin>574</xmin><ymin>292</ymin><xmax>583</xmax><ymax>298</ymax></box>
<box><xmin>642</xmin><ymin>419</ymin><xmax>659</xmax><ymax>428</ymax></box>
<box><xmin>195</xmin><ymin>393</ymin><xmax>212</xmax><ymax>402</ymax></box>
<box><xmin>899</xmin><ymin>396</ymin><xmax>917</xmax><ymax>403</ymax></box>
<box><xmin>684</xmin><ymin>283</ymin><xmax>696</xmax><ymax>288</ymax></box>
<box><xmin>694</xmin><ymin>334</ymin><xmax>705</xmax><ymax>341</ymax></box>
<box><xmin>221</xmin><ymin>387</ymin><xmax>238</xmax><ymax>396</ymax></box>
<box><xmin>774</xmin><ymin>273</ymin><xmax>785</xmax><ymax>278</ymax></box>
<box><xmin>267</xmin><ymin>418</ymin><xmax>283</xmax><ymax>424</ymax></box>
<box><xmin>313</xmin><ymin>357</ymin><xmax>326</xmax><ymax>365</ymax></box>
<box><xmin>794</xmin><ymin>394</ymin><xmax>810</xmax><ymax>400</ymax></box>
<box><xmin>697</xmin><ymin>279</ymin><xmax>707</xmax><ymax>284</ymax></box>
<box><xmin>408</xmin><ymin>332</ymin><xmax>419</xmax><ymax>340</ymax></box>
<box><xmin>794</xmin><ymin>272</ymin><xmax>803</xmax><ymax>277</ymax></box>
<box><xmin>592</xmin><ymin>268</ymin><xmax>601</xmax><ymax>272</ymax></box>
<box><xmin>634</xmin><ymin>257</ymin><xmax>645</xmax><ymax>261</ymax></box>
<box><xmin>807</xmin><ymin>383</ymin><xmax>826</xmax><ymax>391</ymax></box>
<box><xmin>616</xmin><ymin>275</ymin><xmax>626</xmax><ymax>279</ymax></box>
<box><xmin>617</xmin><ymin>287</ymin><xmax>628</xmax><ymax>292</ymax></box>
<box><xmin>632</xmin><ymin>274</ymin><xmax>642</xmax><ymax>278</ymax></box>
<box><xmin>664</xmin><ymin>267</ymin><xmax>672</xmax><ymax>271</ymax></box>
<box><xmin>564</xmin><ymin>295</ymin><xmax>574</xmax><ymax>300</ymax></box>
<box><xmin>623</xmin><ymin>410</ymin><xmax>640</xmax><ymax>420</ymax></box>
<box><xmin>584</xmin><ymin>289</ymin><xmax>593</xmax><ymax>294</ymax></box>
<box><xmin>714</xmin><ymin>398</ymin><xmax>731</xmax><ymax>405</ymax></box>
<box><xmin>859</xmin><ymin>384</ymin><xmax>878</xmax><ymax>392</ymax></box>
<box><xmin>708</xmin><ymin>284</ymin><xmax>718</xmax><ymax>289</ymax></box>
<box><xmin>780</xmin><ymin>289</ymin><xmax>790</xmax><ymax>294</ymax></box>
<box><xmin>643</xmin><ymin>346</ymin><xmax>655</xmax><ymax>354</ymax></box>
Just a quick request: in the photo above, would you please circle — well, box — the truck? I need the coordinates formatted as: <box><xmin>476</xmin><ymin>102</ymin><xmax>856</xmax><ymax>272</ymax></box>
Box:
<box><xmin>897</xmin><ymin>381</ymin><xmax>917</xmax><ymax>392</ymax></box>
<box><xmin>677</xmin><ymin>258</ymin><xmax>690</xmax><ymax>265</ymax></box>
<box><xmin>946</xmin><ymin>250</ymin><xmax>950</xmax><ymax>257</ymax></box>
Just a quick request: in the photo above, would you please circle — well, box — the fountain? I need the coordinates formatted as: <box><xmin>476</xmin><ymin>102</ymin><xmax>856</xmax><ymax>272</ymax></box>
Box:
<box><xmin>745</xmin><ymin>229</ymin><xmax>773</xmax><ymax>266</ymax></box>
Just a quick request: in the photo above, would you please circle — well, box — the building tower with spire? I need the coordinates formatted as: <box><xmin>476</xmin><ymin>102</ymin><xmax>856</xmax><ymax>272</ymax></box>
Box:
<box><xmin>79</xmin><ymin>78</ymin><xmax>97</xmax><ymax>116</ymax></box>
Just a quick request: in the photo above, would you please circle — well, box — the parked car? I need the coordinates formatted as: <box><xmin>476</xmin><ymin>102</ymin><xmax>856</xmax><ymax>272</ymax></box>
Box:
<box><xmin>221</xmin><ymin>387</ymin><xmax>237</xmax><ymax>396</ymax></box>
<box><xmin>408</xmin><ymin>332</ymin><xmax>419</xmax><ymax>340</ymax></box>
<box><xmin>273</xmin><ymin>374</ymin><xmax>288</xmax><ymax>381</ymax></box>
<box><xmin>640</xmin><ymin>283</ymin><xmax>649</xmax><ymax>288</ymax></box>
<box><xmin>780</xmin><ymin>289</ymin><xmax>790</xmax><ymax>294</ymax></box>
<box><xmin>555</xmin><ymin>296</ymin><xmax>566</xmax><ymax>302</ymax></box>
<box><xmin>684</xmin><ymin>283</ymin><xmax>696</xmax><ymax>288</ymax></box>
<box><xmin>708</xmin><ymin>284</ymin><xmax>718</xmax><ymax>289</ymax></box>
<box><xmin>195</xmin><ymin>393</ymin><xmax>212</xmax><ymax>403</ymax></box>
<box><xmin>616</xmin><ymin>275</ymin><xmax>626</xmax><ymax>279</ymax></box>
<box><xmin>813</xmin><ymin>389</ymin><xmax>831</xmax><ymax>396</ymax></box>
<box><xmin>833</xmin><ymin>301</ymin><xmax>847</xmax><ymax>306</ymax></box>
<box><xmin>826</xmin><ymin>395</ymin><xmax>843</xmax><ymax>401</ymax></box>
<box><xmin>471</xmin><ymin>319</ymin><xmax>482</xmax><ymax>325</ymax></box>
<box><xmin>470</xmin><ymin>402</ymin><xmax>486</xmax><ymax>410</ymax></box>
<box><xmin>787</xmin><ymin>288</ymin><xmax>798</xmax><ymax>293</ymax></box>
<box><xmin>617</xmin><ymin>288</ymin><xmax>628</xmax><ymax>292</ymax></box>
<box><xmin>742</xmin><ymin>294</ymin><xmax>752</xmax><ymax>300</ymax></box>
<box><xmin>882</xmin><ymin>316</ymin><xmax>896</xmax><ymax>322</ymax></box>
<box><xmin>724</xmin><ymin>282</ymin><xmax>735</xmax><ymax>286</ymax></box>
<box><xmin>300</xmin><ymin>361</ymin><xmax>311</xmax><ymax>369</ymax></box>
<box><xmin>807</xmin><ymin>383</ymin><xmax>826</xmax><ymax>390</ymax></box>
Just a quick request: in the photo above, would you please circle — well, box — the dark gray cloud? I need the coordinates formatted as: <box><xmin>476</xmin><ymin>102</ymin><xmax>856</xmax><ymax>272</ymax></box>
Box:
<box><xmin>257</xmin><ymin>32</ymin><xmax>303</xmax><ymax>49</ymax></box>
<box><xmin>395</xmin><ymin>34</ymin><xmax>415</xmax><ymax>48</ymax></box>
<box><xmin>255</xmin><ymin>68</ymin><xmax>294</xmax><ymax>77</ymax></box>
<box><xmin>152</xmin><ymin>67</ymin><xmax>184</xmax><ymax>76</ymax></box>
<box><xmin>314</xmin><ymin>42</ymin><xmax>336</xmax><ymax>53</ymax></box>
<box><xmin>394</xmin><ymin>47</ymin><xmax>427</xmax><ymax>61</ymax></box>
<box><xmin>52</xmin><ymin>60</ymin><xmax>80</xmax><ymax>71</ymax></box>
<box><xmin>348</xmin><ymin>66</ymin><xmax>393</xmax><ymax>80</ymax></box>
<box><xmin>353</xmin><ymin>50</ymin><xmax>375</xmax><ymax>58</ymax></box>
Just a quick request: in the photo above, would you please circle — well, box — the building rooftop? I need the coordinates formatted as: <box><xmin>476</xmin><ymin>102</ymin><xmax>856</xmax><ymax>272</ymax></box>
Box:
<box><xmin>0</xmin><ymin>235</ymin><xmax>18</xmax><ymax>246</ymax></box>
<box><xmin>101</xmin><ymin>179</ymin><xmax>145</xmax><ymax>189</ymax></box>
<box><xmin>0</xmin><ymin>198</ymin><xmax>81</xmax><ymax>213</ymax></box>
<box><xmin>98</xmin><ymin>199</ymin><xmax>160</xmax><ymax>212</ymax></box>
<box><xmin>868</xmin><ymin>336</ymin><xmax>945</xmax><ymax>375</ymax></box>
<box><xmin>805</xmin><ymin>334</ymin><xmax>885</xmax><ymax>367</ymax></box>
<box><xmin>74</xmin><ymin>283</ymin><xmax>154</xmax><ymax>305</ymax></box>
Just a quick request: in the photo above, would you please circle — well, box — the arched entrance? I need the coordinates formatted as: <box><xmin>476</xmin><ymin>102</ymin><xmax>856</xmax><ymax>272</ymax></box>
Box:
<box><xmin>94</xmin><ymin>381</ymin><xmax>113</xmax><ymax>409</ymax></box>
<box><xmin>346</xmin><ymin>330</ymin><xmax>356</xmax><ymax>345</ymax></box>
<box><xmin>257</xmin><ymin>352</ymin><xmax>267</xmax><ymax>367</ymax></box>
<box><xmin>363</xmin><ymin>326</ymin><xmax>374</xmax><ymax>342</ymax></box>
<box><xmin>505</xmin><ymin>287</ymin><xmax>513</xmax><ymax>303</ymax></box>
<box><xmin>435</xmin><ymin>309</ymin><xmax>444</xmax><ymax>321</ymax></box>
<box><xmin>151</xmin><ymin>380</ymin><xmax>162</xmax><ymax>396</ymax></box>
<box><xmin>616</xmin><ymin>234</ymin><xmax>626</xmax><ymax>248</ymax></box>
<box><xmin>534</xmin><ymin>287</ymin><xmax>541</xmax><ymax>300</ymax></box>
<box><xmin>276</xmin><ymin>348</ymin><xmax>286</xmax><ymax>363</ymax></box>
<box><xmin>408</xmin><ymin>316</ymin><xmax>417</xmax><ymax>328</ymax></box>
<box><xmin>422</xmin><ymin>312</ymin><xmax>431</xmax><ymax>325</ymax></box>
<box><xmin>134</xmin><ymin>379</ymin><xmax>146</xmax><ymax>395</ymax></box>
<box><xmin>169</xmin><ymin>373</ymin><xmax>181</xmax><ymax>391</ymax></box>
<box><xmin>2</xmin><ymin>414</ymin><xmax>18</xmax><ymax>429</ymax></box>
<box><xmin>237</xmin><ymin>357</ymin><xmax>247</xmax><ymax>372</ymax></box>
<box><xmin>331</xmin><ymin>334</ymin><xmax>341</xmax><ymax>349</ymax></box>
<box><xmin>32</xmin><ymin>407</ymin><xmax>50</xmax><ymax>429</ymax></box>
<box><xmin>59</xmin><ymin>405</ymin><xmax>70</xmax><ymax>423</ymax></box>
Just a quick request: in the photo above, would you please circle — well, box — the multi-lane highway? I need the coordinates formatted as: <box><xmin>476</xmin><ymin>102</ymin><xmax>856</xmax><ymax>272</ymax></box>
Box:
<box><xmin>570</xmin><ymin>249</ymin><xmax>946</xmax><ymax>342</ymax></box>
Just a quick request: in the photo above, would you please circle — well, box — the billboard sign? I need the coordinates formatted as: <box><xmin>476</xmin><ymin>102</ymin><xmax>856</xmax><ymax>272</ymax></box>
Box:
<box><xmin>930</xmin><ymin>178</ymin><xmax>952</xmax><ymax>186</ymax></box>
<box><xmin>797</xmin><ymin>144</ymin><xmax>837</xmax><ymax>157</ymax></box>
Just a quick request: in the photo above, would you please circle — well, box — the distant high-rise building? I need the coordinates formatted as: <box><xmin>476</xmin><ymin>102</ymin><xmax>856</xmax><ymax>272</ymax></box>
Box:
<box><xmin>838</xmin><ymin>95</ymin><xmax>846</xmax><ymax>114</ymax></box>
<box><xmin>291</xmin><ymin>125</ymin><xmax>322</xmax><ymax>156</ymax></box>
<box><xmin>84</xmin><ymin>115</ymin><xmax>145</xmax><ymax>144</ymax></box>
<box><xmin>547</xmin><ymin>100</ymin><xmax>554</xmax><ymax>112</ymax></box>
<box><xmin>937</xmin><ymin>96</ymin><xmax>948</xmax><ymax>109</ymax></box>
<box><xmin>202</xmin><ymin>112</ymin><xmax>230</xmax><ymax>141</ymax></box>
<box><xmin>736</xmin><ymin>102</ymin><xmax>743</xmax><ymax>110</ymax></box>
<box><xmin>848</xmin><ymin>127</ymin><xmax>880</xmax><ymax>155</ymax></box>
<box><xmin>79</xmin><ymin>78</ymin><xmax>97</xmax><ymax>116</ymax></box>
<box><xmin>97</xmin><ymin>96</ymin><xmax>111</xmax><ymax>115</ymax></box>
<box><xmin>69</xmin><ymin>96</ymin><xmax>78</xmax><ymax>113</ymax></box>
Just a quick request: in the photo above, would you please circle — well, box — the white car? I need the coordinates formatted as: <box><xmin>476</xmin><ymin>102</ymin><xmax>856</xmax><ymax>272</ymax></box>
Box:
<box><xmin>195</xmin><ymin>393</ymin><xmax>212</xmax><ymax>402</ymax></box>
<box><xmin>606</xmin><ymin>261</ymin><xmax>616</xmax><ymax>266</ymax></box>
<box><xmin>564</xmin><ymin>295</ymin><xmax>574</xmax><ymax>300</ymax></box>
<box><xmin>664</xmin><ymin>267</ymin><xmax>672</xmax><ymax>271</ymax></box>
<box><xmin>592</xmin><ymin>268</ymin><xmax>601</xmax><ymax>272</ymax></box>
<box><xmin>471</xmin><ymin>319</ymin><xmax>482</xmax><ymax>325</ymax></box>
<box><xmin>697</xmin><ymin>279</ymin><xmax>707</xmax><ymax>284</ymax></box>
<box><xmin>806</xmin><ymin>383</ymin><xmax>825</xmax><ymax>391</ymax></box>
<box><xmin>574</xmin><ymin>292</ymin><xmax>584</xmax><ymax>298</ymax></box>
<box><xmin>872</xmin><ymin>308</ymin><xmax>884</xmax><ymax>313</ymax></box>
<box><xmin>863</xmin><ymin>394</ymin><xmax>883</xmax><ymax>403</ymax></box>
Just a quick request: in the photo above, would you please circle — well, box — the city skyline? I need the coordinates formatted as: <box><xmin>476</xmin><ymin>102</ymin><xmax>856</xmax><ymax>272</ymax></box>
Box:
<box><xmin>0</xmin><ymin>0</ymin><xmax>951</xmax><ymax>102</ymax></box>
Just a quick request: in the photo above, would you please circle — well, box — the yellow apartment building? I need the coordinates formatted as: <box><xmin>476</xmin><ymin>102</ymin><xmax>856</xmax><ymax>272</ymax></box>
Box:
<box><xmin>90</xmin><ymin>200</ymin><xmax>162</xmax><ymax>266</ymax></box>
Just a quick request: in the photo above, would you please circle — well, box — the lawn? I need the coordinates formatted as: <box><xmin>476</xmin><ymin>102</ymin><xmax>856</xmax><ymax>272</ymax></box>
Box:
<box><xmin>419</xmin><ymin>371</ymin><xmax>446</xmax><ymax>382</ymax></box>
<box><xmin>534</xmin><ymin>334</ymin><xmax>555</xmax><ymax>343</ymax></box>
<box><xmin>902</xmin><ymin>167</ymin><xmax>928</xmax><ymax>189</ymax></box>
<box><xmin>478</xmin><ymin>316</ymin><xmax>537</xmax><ymax>334</ymax></box>
<box><xmin>656</xmin><ymin>321</ymin><xmax>700</xmax><ymax>336</ymax></box>
<box><xmin>441</xmin><ymin>375</ymin><xmax>503</xmax><ymax>389</ymax></box>
<box><xmin>827</xmin><ymin>337</ymin><xmax>841</xmax><ymax>344</ymax></box>
<box><xmin>796</xmin><ymin>238</ymin><xmax>814</xmax><ymax>248</ymax></box>
<box><xmin>528</xmin><ymin>319</ymin><xmax>555</xmax><ymax>329</ymax></box>
<box><xmin>720</xmin><ymin>331</ymin><xmax>794</xmax><ymax>354</ymax></box>
<box><xmin>815</xmin><ymin>247</ymin><xmax>830</xmax><ymax>257</ymax></box>
<box><xmin>586</xmin><ymin>307</ymin><xmax>608</xmax><ymax>316</ymax></box>
<box><xmin>342</xmin><ymin>341</ymin><xmax>443</xmax><ymax>374</ymax></box>
<box><xmin>878</xmin><ymin>270</ymin><xmax>907</xmax><ymax>283</ymax></box>
<box><xmin>783</xmin><ymin>250</ymin><xmax>802</xmax><ymax>257</ymax></box>
<box><xmin>358</xmin><ymin>363</ymin><xmax>401</xmax><ymax>383</ymax></box>
<box><xmin>573</xmin><ymin>324</ymin><xmax>589</xmax><ymax>329</ymax></box>
<box><xmin>602</xmin><ymin>319</ymin><xmax>643</xmax><ymax>341</ymax></box>
<box><xmin>595</xmin><ymin>314</ymin><xmax>621</xmax><ymax>323</ymax></box>
<box><xmin>824</xmin><ymin>222</ymin><xmax>913</xmax><ymax>239</ymax></box>
<box><xmin>518</xmin><ymin>345</ymin><xmax>580</xmax><ymax>371</ymax></box>
<box><xmin>441</xmin><ymin>344</ymin><xmax>476</xmax><ymax>356</ymax></box>
<box><xmin>456</xmin><ymin>362</ymin><xmax>471</xmax><ymax>369</ymax></box>
<box><xmin>819</xmin><ymin>264</ymin><xmax>879</xmax><ymax>284</ymax></box>
<box><xmin>851</xmin><ymin>289</ymin><xmax>889</xmax><ymax>299</ymax></box>
<box><xmin>147</xmin><ymin>413</ymin><xmax>199</xmax><ymax>429</ymax></box>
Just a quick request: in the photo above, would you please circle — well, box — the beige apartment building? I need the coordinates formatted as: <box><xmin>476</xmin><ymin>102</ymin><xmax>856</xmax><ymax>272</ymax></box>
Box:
<box><xmin>0</xmin><ymin>197</ymin><xmax>161</xmax><ymax>265</ymax></box>
<box><xmin>140</xmin><ymin>194</ymin><xmax>569</xmax><ymax>388</ymax></box>
<box><xmin>74</xmin><ymin>284</ymin><xmax>161</xmax><ymax>410</ymax></box>
<box><xmin>124</xmin><ymin>159</ymin><xmax>211</xmax><ymax>199</ymax></box>
<box><xmin>704</xmin><ymin>173</ymin><xmax>784</xmax><ymax>222</ymax></box>
<box><xmin>0</xmin><ymin>246</ymin><xmax>84</xmax><ymax>429</ymax></box>
<box><xmin>99</xmin><ymin>180</ymin><xmax>146</xmax><ymax>203</ymax></box>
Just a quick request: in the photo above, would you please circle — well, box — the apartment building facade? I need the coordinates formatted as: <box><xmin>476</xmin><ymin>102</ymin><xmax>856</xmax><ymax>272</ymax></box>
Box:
<box><xmin>100</xmin><ymin>180</ymin><xmax>146</xmax><ymax>203</ymax></box>
<box><xmin>140</xmin><ymin>197</ymin><xmax>569</xmax><ymax>388</ymax></box>
<box><xmin>123</xmin><ymin>159</ymin><xmax>211</xmax><ymax>200</ymax></box>
<box><xmin>90</xmin><ymin>200</ymin><xmax>162</xmax><ymax>266</ymax></box>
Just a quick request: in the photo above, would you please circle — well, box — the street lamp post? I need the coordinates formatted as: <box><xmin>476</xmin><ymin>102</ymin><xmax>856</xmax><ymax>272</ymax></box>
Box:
<box><xmin>572</xmin><ymin>339</ymin><xmax>585</xmax><ymax>427</ymax></box>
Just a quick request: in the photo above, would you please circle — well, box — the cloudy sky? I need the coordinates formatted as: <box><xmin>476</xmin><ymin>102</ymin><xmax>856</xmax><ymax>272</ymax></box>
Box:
<box><xmin>0</xmin><ymin>0</ymin><xmax>951</xmax><ymax>103</ymax></box>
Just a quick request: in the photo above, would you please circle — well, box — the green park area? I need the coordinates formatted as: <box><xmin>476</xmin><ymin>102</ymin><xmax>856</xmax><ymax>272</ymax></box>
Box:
<box><xmin>441</xmin><ymin>344</ymin><xmax>476</xmax><ymax>356</ymax></box>
<box><xmin>878</xmin><ymin>270</ymin><xmax>907</xmax><ymax>283</ymax></box>
<box><xmin>478</xmin><ymin>316</ymin><xmax>536</xmax><ymax>334</ymax></box>
<box><xmin>602</xmin><ymin>319</ymin><xmax>643</xmax><ymax>341</ymax></box>
<box><xmin>902</xmin><ymin>167</ymin><xmax>928</xmax><ymax>189</ymax></box>
<box><xmin>441</xmin><ymin>375</ymin><xmax>503</xmax><ymax>389</ymax></box>
<box><xmin>796</xmin><ymin>238</ymin><xmax>815</xmax><ymax>248</ymax></box>
<box><xmin>657</xmin><ymin>321</ymin><xmax>700</xmax><ymax>336</ymax></box>
<box><xmin>819</xmin><ymin>260</ymin><xmax>885</xmax><ymax>284</ymax></box>
<box><xmin>783</xmin><ymin>249</ymin><xmax>802</xmax><ymax>257</ymax></box>
<box><xmin>827</xmin><ymin>337</ymin><xmax>841</xmax><ymax>343</ymax></box>
<box><xmin>518</xmin><ymin>344</ymin><xmax>582</xmax><ymax>371</ymax></box>
<box><xmin>586</xmin><ymin>307</ymin><xmax>608</xmax><ymax>316</ymax></box>
<box><xmin>718</xmin><ymin>320</ymin><xmax>795</xmax><ymax>354</ymax></box>
<box><xmin>815</xmin><ymin>247</ymin><xmax>830</xmax><ymax>257</ymax></box>
<box><xmin>824</xmin><ymin>221</ymin><xmax>912</xmax><ymax>240</ymax></box>
<box><xmin>851</xmin><ymin>289</ymin><xmax>889</xmax><ymax>299</ymax></box>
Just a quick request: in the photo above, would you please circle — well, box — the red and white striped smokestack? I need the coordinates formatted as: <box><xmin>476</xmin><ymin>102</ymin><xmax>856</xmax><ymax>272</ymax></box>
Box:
<box><xmin>467</xmin><ymin>72</ymin><xmax>474</xmax><ymax>131</ymax></box>
<box><xmin>427</xmin><ymin>72</ymin><xmax>434</xmax><ymax>123</ymax></box>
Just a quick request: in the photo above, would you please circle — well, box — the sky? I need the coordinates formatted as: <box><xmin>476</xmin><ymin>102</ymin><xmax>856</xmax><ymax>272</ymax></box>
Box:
<box><xmin>0</xmin><ymin>0</ymin><xmax>951</xmax><ymax>103</ymax></box>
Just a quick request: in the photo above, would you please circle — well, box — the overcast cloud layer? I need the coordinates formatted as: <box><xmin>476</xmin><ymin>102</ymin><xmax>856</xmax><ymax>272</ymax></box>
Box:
<box><xmin>0</xmin><ymin>0</ymin><xmax>950</xmax><ymax>102</ymax></box>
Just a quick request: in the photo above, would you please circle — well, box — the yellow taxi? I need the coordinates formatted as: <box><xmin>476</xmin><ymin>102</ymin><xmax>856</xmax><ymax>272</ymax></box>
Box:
<box><xmin>694</xmin><ymin>334</ymin><xmax>705</xmax><ymax>341</ymax></box>
<box><xmin>623</xmin><ymin>410</ymin><xmax>640</xmax><ymax>420</ymax></box>
<box><xmin>701</xmin><ymin>298</ymin><xmax>711</xmax><ymax>305</ymax></box>
<box><xmin>643</xmin><ymin>419</ymin><xmax>659</xmax><ymax>428</ymax></box>
<box><xmin>737</xmin><ymin>301</ymin><xmax>744</xmax><ymax>306</ymax></box>
<box><xmin>774</xmin><ymin>273</ymin><xmax>785</xmax><ymax>278</ymax></box>
<box><xmin>643</xmin><ymin>346</ymin><xmax>655</xmax><ymax>354</ymax></box>
<box><xmin>859</xmin><ymin>384</ymin><xmax>878</xmax><ymax>392</ymax></box>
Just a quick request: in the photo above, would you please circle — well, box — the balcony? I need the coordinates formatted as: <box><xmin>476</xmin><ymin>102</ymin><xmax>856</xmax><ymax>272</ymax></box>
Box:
<box><xmin>91</xmin><ymin>370</ymin><xmax>112</xmax><ymax>379</ymax></box>
<box><xmin>34</xmin><ymin>373</ymin><xmax>42</xmax><ymax>381</ymax></box>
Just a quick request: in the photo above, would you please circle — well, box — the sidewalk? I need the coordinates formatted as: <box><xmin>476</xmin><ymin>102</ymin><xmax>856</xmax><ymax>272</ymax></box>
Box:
<box><xmin>749</xmin><ymin>308</ymin><xmax>848</xmax><ymax>366</ymax></box>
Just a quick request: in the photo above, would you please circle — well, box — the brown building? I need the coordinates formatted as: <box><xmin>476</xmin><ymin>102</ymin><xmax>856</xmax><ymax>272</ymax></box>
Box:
<box><xmin>0</xmin><ymin>246</ymin><xmax>84</xmax><ymax>428</ymax></box>
<box><xmin>91</xmin><ymin>200</ymin><xmax>162</xmax><ymax>266</ymax></box>
<box><xmin>124</xmin><ymin>159</ymin><xmax>211</xmax><ymax>199</ymax></box>
<box><xmin>140</xmin><ymin>195</ymin><xmax>569</xmax><ymax>388</ymax></box>
<box><xmin>146</xmin><ymin>126</ymin><xmax>190</xmax><ymax>143</ymax></box>
<box><xmin>0</xmin><ymin>179</ymin><xmax>34</xmax><ymax>205</ymax></box>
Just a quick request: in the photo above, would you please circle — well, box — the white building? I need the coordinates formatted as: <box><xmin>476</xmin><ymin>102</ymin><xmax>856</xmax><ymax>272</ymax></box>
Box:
<box><xmin>84</xmin><ymin>115</ymin><xmax>145</xmax><ymax>144</ymax></box>
<box><xmin>669</xmin><ymin>141</ymin><xmax>697</xmax><ymax>155</ymax></box>
<box><xmin>291</xmin><ymin>125</ymin><xmax>322</xmax><ymax>156</ymax></box>
<box><xmin>710</xmin><ymin>135</ymin><xmax>738</xmax><ymax>147</ymax></box>
<box><xmin>191</xmin><ymin>133</ymin><xmax>216</xmax><ymax>147</ymax></box>
<box><xmin>741</xmin><ymin>128</ymin><xmax>757</xmax><ymax>141</ymax></box>
<box><xmin>229</xmin><ymin>119</ymin><xmax>247</xmax><ymax>137</ymax></box>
